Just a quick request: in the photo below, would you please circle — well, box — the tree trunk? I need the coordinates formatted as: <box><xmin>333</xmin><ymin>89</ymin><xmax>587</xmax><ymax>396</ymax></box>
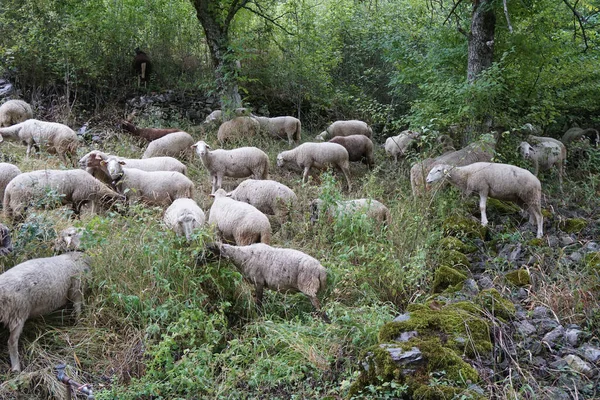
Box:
<box><xmin>467</xmin><ymin>0</ymin><xmax>496</xmax><ymax>83</ymax></box>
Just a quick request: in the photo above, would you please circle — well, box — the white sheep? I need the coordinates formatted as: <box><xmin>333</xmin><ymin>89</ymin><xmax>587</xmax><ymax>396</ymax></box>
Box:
<box><xmin>276</xmin><ymin>142</ymin><xmax>352</xmax><ymax>191</ymax></box>
<box><xmin>0</xmin><ymin>119</ymin><xmax>79</xmax><ymax>166</ymax></box>
<box><xmin>0</xmin><ymin>162</ymin><xmax>21</xmax><ymax>205</ymax></box>
<box><xmin>79</xmin><ymin>150</ymin><xmax>187</xmax><ymax>185</ymax></box>
<box><xmin>4</xmin><ymin>169</ymin><xmax>124</xmax><ymax>221</ymax></box>
<box><xmin>204</xmin><ymin>110</ymin><xmax>222</xmax><ymax>125</ymax></box>
<box><xmin>310</xmin><ymin>198</ymin><xmax>391</xmax><ymax>226</ymax></box>
<box><xmin>0</xmin><ymin>252</ymin><xmax>91</xmax><ymax>372</ymax></box>
<box><xmin>329</xmin><ymin>135</ymin><xmax>374</xmax><ymax>168</ymax></box>
<box><xmin>426</xmin><ymin>162</ymin><xmax>543</xmax><ymax>238</ymax></box>
<box><xmin>226</xmin><ymin>179</ymin><xmax>297</xmax><ymax>223</ymax></box>
<box><xmin>519</xmin><ymin>139</ymin><xmax>566</xmax><ymax>184</ymax></box>
<box><xmin>217</xmin><ymin>116</ymin><xmax>260</xmax><ymax>143</ymax></box>
<box><xmin>254</xmin><ymin>116</ymin><xmax>301</xmax><ymax>145</ymax></box>
<box><xmin>54</xmin><ymin>226</ymin><xmax>85</xmax><ymax>253</ymax></box>
<box><xmin>0</xmin><ymin>99</ymin><xmax>33</xmax><ymax>127</ymax></box>
<box><xmin>208</xmin><ymin>188</ymin><xmax>271</xmax><ymax>245</ymax></box>
<box><xmin>384</xmin><ymin>130</ymin><xmax>420</xmax><ymax>163</ymax></box>
<box><xmin>561</xmin><ymin>127</ymin><xmax>600</xmax><ymax>146</ymax></box>
<box><xmin>101</xmin><ymin>157</ymin><xmax>194</xmax><ymax>206</ymax></box>
<box><xmin>142</xmin><ymin>131</ymin><xmax>194</xmax><ymax>159</ymax></box>
<box><xmin>163</xmin><ymin>198</ymin><xmax>205</xmax><ymax>241</ymax></box>
<box><xmin>192</xmin><ymin>140</ymin><xmax>269</xmax><ymax>194</ymax></box>
<box><xmin>315</xmin><ymin>120</ymin><xmax>372</xmax><ymax>141</ymax></box>
<box><xmin>203</xmin><ymin>242</ymin><xmax>328</xmax><ymax>321</ymax></box>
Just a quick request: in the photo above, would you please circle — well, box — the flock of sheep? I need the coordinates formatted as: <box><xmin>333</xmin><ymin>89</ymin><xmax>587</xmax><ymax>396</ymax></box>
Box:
<box><xmin>0</xmin><ymin>97</ymin><xmax>596</xmax><ymax>373</ymax></box>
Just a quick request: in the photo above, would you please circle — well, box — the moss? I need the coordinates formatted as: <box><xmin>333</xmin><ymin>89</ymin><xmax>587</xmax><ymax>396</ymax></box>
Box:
<box><xmin>413</xmin><ymin>384</ymin><xmax>486</xmax><ymax>400</ymax></box>
<box><xmin>584</xmin><ymin>252</ymin><xmax>600</xmax><ymax>274</ymax></box>
<box><xmin>439</xmin><ymin>236</ymin><xmax>477</xmax><ymax>254</ymax></box>
<box><xmin>541</xmin><ymin>209</ymin><xmax>552</xmax><ymax>219</ymax></box>
<box><xmin>378</xmin><ymin>303</ymin><xmax>492</xmax><ymax>357</ymax></box>
<box><xmin>438</xmin><ymin>249</ymin><xmax>471</xmax><ymax>272</ymax></box>
<box><xmin>476</xmin><ymin>289</ymin><xmax>515</xmax><ymax>320</ymax></box>
<box><xmin>432</xmin><ymin>266</ymin><xmax>468</xmax><ymax>293</ymax></box>
<box><xmin>505</xmin><ymin>269</ymin><xmax>531</xmax><ymax>287</ymax></box>
<box><xmin>442</xmin><ymin>215</ymin><xmax>487</xmax><ymax>240</ymax></box>
<box><xmin>558</xmin><ymin>218</ymin><xmax>588</xmax><ymax>233</ymax></box>
<box><xmin>487</xmin><ymin>198</ymin><xmax>521</xmax><ymax>215</ymax></box>
<box><xmin>527</xmin><ymin>238</ymin><xmax>547</xmax><ymax>247</ymax></box>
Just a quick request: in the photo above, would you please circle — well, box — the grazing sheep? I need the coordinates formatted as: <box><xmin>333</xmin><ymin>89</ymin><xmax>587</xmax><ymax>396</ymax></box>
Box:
<box><xmin>142</xmin><ymin>131</ymin><xmax>194</xmax><ymax>160</ymax></box>
<box><xmin>163</xmin><ymin>198</ymin><xmax>205</xmax><ymax>241</ymax></box>
<box><xmin>133</xmin><ymin>48</ymin><xmax>152</xmax><ymax>87</ymax></box>
<box><xmin>0</xmin><ymin>223</ymin><xmax>13</xmax><ymax>256</ymax></box>
<box><xmin>4</xmin><ymin>169</ymin><xmax>123</xmax><ymax>221</ymax></box>
<box><xmin>0</xmin><ymin>119</ymin><xmax>79</xmax><ymax>166</ymax></box>
<box><xmin>315</xmin><ymin>120</ymin><xmax>372</xmax><ymax>141</ymax></box>
<box><xmin>426</xmin><ymin>162</ymin><xmax>543</xmax><ymax>238</ymax></box>
<box><xmin>54</xmin><ymin>226</ymin><xmax>84</xmax><ymax>253</ymax></box>
<box><xmin>276</xmin><ymin>142</ymin><xmax>352</xmax><ymax>191</ymax></box>
<box><xmin>562</xmin><ymin>127</ymin><xmax>600</xmax><ymax>146</ymax></box>
<box><xmin>329</xmin><ymin>135</ymin><xmax>374</xmax><ymax>168</ymax></box>
<box><xmin>0</xmin><ymin>162</ymin><xmax>21</xmax><ymax>205</ymax></box>
<box><xmin>217</xmin><ymin>116</ymin><xmax>260</xmax><ymax>143</ymax></box>
<box><xmin>0</xmin><ymin>100</ymin><xmax>33</xmax><ymax>127</ymax></box>
<box><xmin>204</xmin><ymin>110</ymin><xmax>222</xmax><ymax>126</ymax></box>
<box><xmin>202</xmin><ymin>242</ymin><xmax>328</xmax><ymax>321</ymax></box>
<box><xmin>519</xmin><ymin>139</ymin><xmax>566</xmax><ymax>184</ymax></box>
<box><xmin>226</xmin><ymin>179</ymin><xmax>297</xmax><ymax>223</ymax></box>
<box><xmin>0</xmin><ymin>252</ymin><xmax>91</xmax><ymax>372</ymax></box>
<box><xmin>254</xmin><ymin>116</ymin><xmax>301</xmax><ymax>145</ymax></box>
<box><xmin>384</xmin><ymin>130</ymin><xmax>421</xmax><ymax>163</ymax></box>
<box><xmin>192</xmin><ymin>140</ymin><xmax>269</xmax><ymax>194</ymax></box>
<box><xmin>310</xmin><ymin>198</ymin><xmax>391</xmax><ymax>226</ymax></box>
<box><xmin>410</xmin><ymin>136</ymin><xmax>496</xmax><ymax>197</ymax></box>
<box><xmin>208</xmin><ymin>188</ymin><xmax>271</xmax><ymax>245</ymax></box>
<box><xmin>121</xmin><ymin>120</ymin><xmax>180</xmax><ymax>142</ymax></box>
<box><xmin>101</xmin><ymin>157</ymin><xmax>194</xmax><ymax>206</ymax></box>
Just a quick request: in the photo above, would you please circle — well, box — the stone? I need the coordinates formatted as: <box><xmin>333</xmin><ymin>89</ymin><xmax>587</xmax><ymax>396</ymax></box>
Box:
<box><xmin>541</xmin><ymin>326</ymin><xmax>565</xmax><ymax>347</ymax></box>
<box><xmin>535</xmin><ymin>318</ymin><xmax>560</xmax><ymax>335</ymax></box>
<box><xmin>584</xmin><ymin>242</ymin><xmax>599</xmax><ymax>252</ymax></box>
<box><xmin>564</xmin><ymin>328</ymin><xmax>583</xmax><ymax>347</ymax></box>
<box><xmin>546</xmin><ymin>235</ymin><xmax>559</xmax><ymax>247</ymax></box>
<box><xmin>395</xmin><ymin>330</ymin><xmax>418</xmax><ymax>342</ymax></box>
<box><xmin>379</xmin><ymin>344</ymin><xmax>424</xmax><ymax>366</ymax></box>
<box><xmin>579</xmin><ymin>343</ymin><xmax>600</xmax><ymax>363</ymax></box>
<box><xmin>393</xmin><ymin>313</ymin><xmax>411</xmax><ymax>323</ymax></box>
<box><xmin>560</xmin><ymin>236</ymin><xmax>575</xmax><ymax>246</ymax></box>
<box><xmin>515</xmin><ymin>320</ymin><xmax>536</xmax><ymax>337</ymax></box>
<box><xmin>564</xmin><ymin>354</ymin><xmax>595</xmax><ymax>378</ymax></box>
<box><xmin>463</xmin><ymin>278</ymin><xmax>479</xmax><ymax>296</ymax></box>
<box><xmin>532</xmin><ymin>306</ymin><xmax>551</xmax><ymax>319</ymax></box>
<box><xmin>476</xmin><ymin>275</ymin><xmax>494</xmax><ymax>290</ymax></box>
<box><xmin>569</xmin><ymin>251</ymin><xmax>583</xmax><ymax>262</ymax></box>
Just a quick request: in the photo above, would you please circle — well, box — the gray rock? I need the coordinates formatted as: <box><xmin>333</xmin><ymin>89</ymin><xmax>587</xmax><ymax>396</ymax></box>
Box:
<box><xmin>499</xmin><ymin>243</ymin><xmax>522</xmax><ymax>263</ymax></box>
<box><xmin>515</xmin><ymin>288</ymin><xmax>528</xmax><ymax>301</ymax></box>
<box><xmin>546</xmin><ymin>235</ymin><xmax>559</xmax><ymax>247</ymax></box>
<box><xmin>564</xmin><ymin>354</ymin><xmax>595</xmax><ymax>378</ymax></box>
<box><xmin>515</xmin><ymin>311</ymin><xmax>528</xmax><ymax>320</ymax></box>
<box><xmin>560</xmin><ymin>235</ymin><xmax>575</xmax><ymax>246</ymax></box>
<box><xmin>379</xmin><ymin>344</ymin><xmax>423</xmax><ymax>366</ymax></box>
<box><xmin>535</xmin><ymin>318</ymin><xmax>560</xmax><ymax>335</ymax></box>
<box><xmin>569</xmin><ymin>251</ymin><xmax>583</xmax><ymax>262</ymax></box>
<box><xmin>515</xmin><ymin>320</ymin><xmax>537</xmax><ymax>337</ymax></box>
<box><xmin>543</xmin><ymin>387</ymin><xmax>571</xmax><ymax>400</ymax></box>
<box><xmin>532</xmin><ymin>306</ymin><xmax>551</xmax><ymax>319</ymax></box>
<box><xmin>584</xmin><ymin>242</ymin><xmax>599</xmax><ymax>252</ymax></box>
<box><xmin>477</xmin><ymin>275</ymin><xmax>494</xmax><ymax>290</ymax></box>
<box><xmin>579</xmin><ymin>343</ymin><xmax>600</xmax><ymax>363</ymax></box>
<box><xmin>395</xmin><ymin>330</ymin><xmax>418</xmax><ymax>342</ymax></box>
<box><xmin>564</xmin><ymin>328</ymin><xmax>583</xmax><ymax>347</ymax></box>
<box><xmin>393</xmin><ymin>313</ymin><xmax>411</xmax><ymax>323</ymax></box>
<box><xmin>463</xmin><ymin>278</ymin><xmax>479</xmax><ymax>296</ymax></box>
<box><xmin>542</xmin><ymin>325</ymin><xmax>565</xmax><ymax>348</ymax></box>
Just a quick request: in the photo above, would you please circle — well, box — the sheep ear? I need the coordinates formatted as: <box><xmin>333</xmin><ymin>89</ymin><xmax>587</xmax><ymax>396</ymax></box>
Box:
<box><xmin>206</xmin><ymin>144</ymin><xmax>211</xmax><ymax>149</ymax></box>
<box><xmin>209</xmin><ymin>193</ymin><xmax>215</xmax><ymax>198</ymax></box>
<box><xmin>100</xmin><ymin>160</ymin><xmax>107</xmax><ymax>166</ymax></box>
<box><xmin>225</xmin><ymin>192</ymin><xmax>232</xmax><ymax>197</ymax></box>
<box><xmin>119</xmin><ymin>161</ymin><xmax>126</xmax><ymax>165</ymax></box>
<box><xmin>443</xmin><ymin>168</ymin><xmax>449</xmax><ymax>175</ymax></box>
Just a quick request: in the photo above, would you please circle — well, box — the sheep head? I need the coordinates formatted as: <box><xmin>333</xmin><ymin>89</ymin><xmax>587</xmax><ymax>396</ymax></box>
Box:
<box><xmin>178</xmin><ymin>214</ymin><xmax>201</xmax><ymax>241</ymax></box>
<box><xmin>519</xmin><ymin>142</ymin><xmax>533</xmax><ymax>158</ymax></box>
<box><xmin>426</xmin><ymin>165</ymin><xmax>451</xmax><ymax>184</ymax></box>
<box><xmin>192</xmin><ymin>140</ymin><xmax>210</xmax><ymax>157</ymax></box>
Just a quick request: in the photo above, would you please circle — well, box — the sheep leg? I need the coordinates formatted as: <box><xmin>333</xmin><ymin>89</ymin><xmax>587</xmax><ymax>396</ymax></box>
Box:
<box><xmin>8</xmin><ymin>320</ymin><xmax>25</xmax><ymax>372</ymax></box>
<box><xmin>254</xmin><ymin>284</ymin><xmax>264</xmax><ymax>307</ymax></box>
<box><xmin>479</xmin><ymin>193</ymin><xmax>489</xmax><ymax>227</ymax></box>
<box><xmin>302</xmin><ymin>166</ymin><xmax>311</xmax><ymax>183</ymax></box>
<box><xmin>307</xmin><ymin>295</ymin><xmax>330</xmax><ymax>323</ymax></box>
<box><xmin>340</xmin><ymin>166</ymin><xmax>352</xmax><ymax>191</ymax></box>
<box><xmin>216</xmin><ymin>175</ymin><xmax>223</xmax><ymax>192</ymax></box>
<box><xmin>529</xmin><ymin>206</ymin><xmax>544</xmax><ymax>238</ymax></box>
<box><xmin>69</xmin><ymin>276</ymin><xmax>84</xmax><ymax>317</ymax></box>
<box><xmin>211</xmin><ymin>175</ymin><xmax>218</xmax><ymax>194</ymax></box>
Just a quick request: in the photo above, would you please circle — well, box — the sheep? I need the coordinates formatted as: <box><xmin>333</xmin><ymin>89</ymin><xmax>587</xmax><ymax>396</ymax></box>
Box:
<box><xmin>142</xmin><ymin>131</ymin><xmax>194</xmax><ymax>160</ymax></box>
<box><xmin>3</xmin><ymin>169</ymin><xmax>123</xmax><ymax>221</ymax></box>
<box><xmin>310</xmin><ymin>198</ymin><xmax>391</xmax><ymax>226</ymax></box>
<box><xmin>561</xmin><ymin>127</ymin><xmax>600</xmax><ymax>146</ymax></box>
<box><xmin>0</xmin><ymin>162</ymin><xmax>21</xmax><ymax>205</ymax></box>
<box><xmin>201</xmin><ymin>242</ymin><xmax>328</xmax><ymax>321</ymax></box>
<box><xmin>163</xmin><ymin>198</ymin><xmax>205</xmax><ymax>241</ymax></box>
<box><xmin>276</xmin><ymin>142</ymin><xmax>352</xmax><ymax>191</ymax></box>
<box><xmin>204</xmin><ymin>110</ymin><xmax>222</xmax><ymax>126</ymax></box>
<box><xmin>0</xmin><ymin>223</ymin><xmax>13</xmax><ymax>256</ymax></box>
<box><xmin>384</xmin><ymin>130</ymin><xmax>421</xmax><ymax>163</ymax></box>
<box><xmin>410</xmin><ymin>136</ymin><xmax>496</xmax><ymax>197</ymax></box>
<box><xmin>519</xmin><ymin>139</ymin><xmax>566</xmax><ymax>184</ymax></box>
<box><xmin>254</xmin><ymin>116</ymin><xmax>301</xmax><ymax>145</ymax></box>
<box><xmin>0</xmin><ymin>251</ymin><xmax>91</xmax><ymax>372</ymax></box>
<box><xmin>226</xmin><ymin>179</ymin><xmax>297</xmax><ymax>223</ymax></box>
<box><xmin>208</xmin><ymin>188</ymin><xmax>271</xmax><ymax>245</ymax></box>
<box><xmin>101</xmin><ymin>157</ymin><xmax>194</xmax><ymax>206</ymax></box>
<box><xmin>121</xmin><ymin>120</ymin><xmax>180</xmax><ymax>142</ymax></box>
<box><xmin>315</xmin><ymin>120</ymin><xmax>372</xmax><ymax>141</ymax></box>
<box><xmin>329</xmin><ymin>134</ymin><xmax>374</xmax><ymax>168</ymax></box>
<box><xmin>133</xmin><ymin>48</ymin><xmax>152</xmax><ymax>87</ymax></box>
<box><xmin>0</xmin><ymin>119</ymin><xmax>79</xmax><ymax>166</ymax></box>
<box><xmin>54</xmin><ymin>226</ymin><xmax>84</xmax><ymax>253</ymax></box>
<box><xmin>217</xmin><ymin>116</ymin><xmax>260</xmax><ymax>143</ymax></box>
<box><xmin>0</xmin><ymin>99</ymin><xmax>33</xmax><ymax>127</ymax></box>
<box><xmin>426</xmin><ymin>162</ymin><xmax>543</xmax><ymax>238</ymax></box>
<box><xmin>192</xmin><ymin>140</ymin><xmax>269</xmax><ymax>194</ymax></box>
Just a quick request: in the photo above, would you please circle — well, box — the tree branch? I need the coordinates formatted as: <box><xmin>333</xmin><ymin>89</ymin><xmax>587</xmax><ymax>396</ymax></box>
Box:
<box><xmin>443</xmin><ymin>0</ymin><xmax>464</xmax><ymax>25</ymax></box>
<box><xmin>242</xmin><ymin>3</ymin><xmax>295</xmax><ymax>36</ymax></box>
<box><xmin>562</xmin><ymin>0</ymin><xmax>589</xmax><ymax>52</ymax></box>
<box><xmin>225</xmin><ymin>0</ymin><xmax>251</xmax><ymax>29</ymax></box>
<box><xmin>503</xmin><ymin>0</ymin><xmax>513</xmax><ymax>33</ymax></box>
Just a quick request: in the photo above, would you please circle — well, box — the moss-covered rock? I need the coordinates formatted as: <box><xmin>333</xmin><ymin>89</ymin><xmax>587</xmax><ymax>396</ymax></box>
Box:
<box><xmin>439</xmin><ymin>236</ymin><xmax>477</xmax><ymax>254</ymax></box>
<box><xmin>584</xmin><ymin>252</ymin><xmax>600</xmax><ymax>274</ymax></box>
<box><xmin>438</xmin><ymin>249</ymin><xmax>471</xmax><ymax>272</ymax></box>
<box><xmin>476</xmin><ymin>288</ymin><xmax>516</xmax><ymax>320</ymax></box>
<box><xmin>527</xmin><ymin>238</ymin><xmax>547</xmax><ymax>247</ymax></box>
<box><xmin>541</xmin><ymin>208</ymin><xmax>552</xmax><ymax>219</ymax></box>
<box><xmin>505</xmin><ymin>269</ymin><xmax>531</xmax><ymax>286</ymax></box>
<box><xmin>442</xmin><ymin>215</ymin><xmax>487</xmax><ymax>240</ymax></box>
<box><xmin>487</xmin><ymin>198</ymin><xmax>521</xmax><ymax>215</ymax></box>
<box><xmin>432</xmin><ymin>266</ymin><xmax>467</xmax><ymax>293</ymax></box>
<box><xmin>558</xmin><ymin>218</ymin><xmax>588</xmax><ymax>234</ymax></box>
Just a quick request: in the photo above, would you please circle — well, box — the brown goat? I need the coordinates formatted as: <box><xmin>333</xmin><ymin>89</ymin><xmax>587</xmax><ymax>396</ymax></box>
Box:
<box><xmin>121</xmin><ymin>120</ymin><xmax>180</xmax><ymax>141</ymax></box>
<box><xmin>133</xmin><ymin>48</ymin><xmax>152</xmax><ymax>87</ymax></box>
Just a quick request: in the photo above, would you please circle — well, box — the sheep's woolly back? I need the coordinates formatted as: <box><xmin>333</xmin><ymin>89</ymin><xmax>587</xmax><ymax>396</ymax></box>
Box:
<box><xmin>316</xmin><ymin>120</ymin><xmax>372</xmax><ymax>140</ymax></box>
<box><xmin>209</xmin><ymin>189</ymin><xmax>271</xmax><ymax>245</ymax></box>
<box><xmin>195</xmin><ymin>142</ymin><xmax>269</xmax><ymax>180</ymax></box>
<box><xmin>277</xmin><ymin>142</ymin><xmax>350</xmax><ymax>169</ymax></box>
<box><xmin>217</xmin><ymin>117</ymin><xmax>260</xmax><ymax>143</ymax></box>
<box><xmin>205</xmin><ymin>110</ymin><xmax>222</xmax><ymax>125</ymax></box>
<box><xmin>142</xmin><ymin>131</ymin><xmax>194</xmax><ymax>159</ymax></box>
<box><xmin>0</xmin><ymin>162</ymin><xmax>21</xmax><ymax>204</ymax></box>
<box><xmin>384</xmin><ymin>130</ymin><xmax>420</xmax><ymax>162</ymax></box>
<box><xmin>0</xmin><ymin>100</ymin><xmax>33</xmax><ymax>127</ymax></box>
<box><xmin>227</xmin><ymin>179</ymin><xmax>297</xmax><ymax>217</ymax></box>
<box><xmin>519</xmin><ymin>140</ymin><xmax>566</xmax><ymax>173</ymax></box>
<box><xmin>255</xmin><ymin>116</ymin><xmax>301</xmax><ymax>144</ymax></box>
<box><xmin>329</xmin><ymin>135</ymin><xmax>374</xmax><ymax>166</ymax></box>
<box><xmin>164</xmin><ymin>198</ymin><xmax>205</xmax><ymax>239</ymax></box>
